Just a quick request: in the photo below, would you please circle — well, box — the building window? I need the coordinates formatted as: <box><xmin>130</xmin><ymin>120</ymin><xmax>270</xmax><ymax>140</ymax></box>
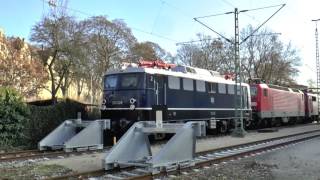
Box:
<box><xmin>228</xmin><ymin>84</ymin><xmax>235</xmax><ymax>94</ymax></box>
<box><xmin>218</xmin><ymin>83</ymin><xmax>226</xmax><ymax>94</ymax></box>
<box><xmin>168</xmin><ymin>76</ymin><xmax>180</xmax><ymax>90</ymax></box>
<box><xmin>196</xmin><ymin>80</ymin><xmax>206</xmax><ymax>92</ymax></box>
<box><xmin>183</xmin><ymin>78</ymin><xmax>194</xmax><ymax>91</ymax></box>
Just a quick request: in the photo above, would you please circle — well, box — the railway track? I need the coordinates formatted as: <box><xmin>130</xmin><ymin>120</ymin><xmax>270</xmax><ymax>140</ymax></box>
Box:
<box><xmin>45</xmin><ymin>128</ymin><xmax>320</xmax><ymax>180</ymax></box>
<box><xmin>0</xmin><ymin>148</ymin><xmax>107</xmax><ymax>163</ymax></box>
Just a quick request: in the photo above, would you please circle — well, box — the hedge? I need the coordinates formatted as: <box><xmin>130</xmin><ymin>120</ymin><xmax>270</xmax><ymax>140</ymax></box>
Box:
<box><xmin>26</xmin><ymin>99</ymin><xmax>100</xmax><ymax>148</ymax></box>
<box><xmin>0</xmin><ymin>87</ymin><xmax>29</xmax><ymax>149</ymax></box>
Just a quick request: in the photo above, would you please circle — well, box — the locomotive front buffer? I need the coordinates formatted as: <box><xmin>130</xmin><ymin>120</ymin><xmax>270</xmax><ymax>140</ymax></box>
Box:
<box><xmin>102</xmin><ymin>121</ymin><xmax>206</xmax><ymax>174</ymax></box>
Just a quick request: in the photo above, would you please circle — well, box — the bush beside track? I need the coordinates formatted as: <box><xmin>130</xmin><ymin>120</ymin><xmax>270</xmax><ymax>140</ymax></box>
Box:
<box><xmin>0</xmin><ymin>87</ymin><xmax>101</xmax><ymax>149</ymax></box>
<box><xmin>0</xmin><ymin>87</ymin><xmax>29</xmax><ymax>149</ymax></box>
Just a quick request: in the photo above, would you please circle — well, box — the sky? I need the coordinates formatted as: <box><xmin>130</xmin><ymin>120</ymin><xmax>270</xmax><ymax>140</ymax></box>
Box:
<box><xmin>0</xmin><ymin>0</ymin><xmax>319</xmax><ymax>86</ymax></box>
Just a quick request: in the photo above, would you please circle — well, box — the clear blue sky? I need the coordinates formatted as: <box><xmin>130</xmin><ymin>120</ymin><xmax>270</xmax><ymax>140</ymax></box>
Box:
<box><xmin>1</xmin><ymin>0</ymin><xmax>320</xmax><ymax>85</ymax></box>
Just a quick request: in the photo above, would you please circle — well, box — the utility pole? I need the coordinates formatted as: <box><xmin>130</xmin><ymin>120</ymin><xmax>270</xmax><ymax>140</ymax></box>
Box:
<box><xmin>312</xmin><ymin>19</ymin><xmax>320</xmax><ymax>117</ymax></box>
<box><xmin>194</xmin><ymin>4</ymin><xmax>285</xmax><ymax>137</ymax></box>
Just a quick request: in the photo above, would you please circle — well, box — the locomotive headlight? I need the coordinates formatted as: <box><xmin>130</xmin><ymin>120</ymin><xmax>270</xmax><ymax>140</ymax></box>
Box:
<box><xmin>130</xmin><ymin>98</ymin><xmax>136</xmax><ymax>104</ymax></box>
<box><xmin>102</xmin><ymin>99</ymin><xmax>106</xmax><ymax>105</ymax></box>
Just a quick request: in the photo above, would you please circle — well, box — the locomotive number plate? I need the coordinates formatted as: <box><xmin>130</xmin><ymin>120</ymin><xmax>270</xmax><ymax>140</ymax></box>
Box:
<box><xmin>112</xmin><ymin>101</ymin><xmax>123</xmax><ymax>105</ymax></box>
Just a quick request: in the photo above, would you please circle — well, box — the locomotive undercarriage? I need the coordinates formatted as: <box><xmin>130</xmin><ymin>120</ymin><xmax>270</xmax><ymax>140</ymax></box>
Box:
<box><xmin>101</xmin><ymin>108</ymin><xmax>252</xmax><ymax>140</ymax></box>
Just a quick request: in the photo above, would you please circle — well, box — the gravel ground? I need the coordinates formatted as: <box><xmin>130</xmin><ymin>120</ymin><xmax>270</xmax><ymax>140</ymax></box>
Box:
<box><xmin>166</xmin><ymin>159</ymin><xmax>275</xmax><ymax>180</ymax></box>
<box><xmin>168</xmin><ymin>136</ymin><xmax>320</xmax><ymax>180</ymax></box>
<box><xmin>0</xmin><ymin>159</ymin><xmax>72</xmax><ymax>179</ymax></box>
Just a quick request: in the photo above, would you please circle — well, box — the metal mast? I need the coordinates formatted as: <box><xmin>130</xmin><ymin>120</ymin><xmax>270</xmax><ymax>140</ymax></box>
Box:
<box><xmin>194</xmin><ymin>4</ymin><xmax>286</xmax><ymax>136</ymax></box>
<box><xmin>232</xmin><ymin>8</ymin><xmax>246</xmax><ymax>137</ymax></box>
<box><xmin>312</xmin><ymin>19</ymin><xmax>320</xmax><ymax>115</ymax></box>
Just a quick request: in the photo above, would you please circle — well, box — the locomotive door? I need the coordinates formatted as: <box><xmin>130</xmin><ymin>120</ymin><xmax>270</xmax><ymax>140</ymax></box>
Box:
<box><xmin>155</xmin><ymin>75</ymin><xmax>166</xmax><ymax>105</ymax></box>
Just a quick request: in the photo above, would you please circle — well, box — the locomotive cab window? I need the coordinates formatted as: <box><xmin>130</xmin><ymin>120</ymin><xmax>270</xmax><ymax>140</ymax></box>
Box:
<box><xmin>168</xmin><ymin>76</ymin><xmax>180</xmax><ymax>90</ymax></box>
<box><xmin>196</xmin><ymin>80</ymin><xmax>206</xmax><ymax>92</ymax></box>
<box><xmin>183</xmin><ymin>78</ymin><xmax>194</xmax><ymax>91</ymax></box>
<box><xmin>263</xmin><ymin>89</ymin><xmax>268</xmax><ymax>97</ymax></box>
<box><xmin>120</xmin><ymin>74</ymin><xmax>140</xmax><ymax>88</ymax></box>
<box><xmin>250</xmin><ymin>86</ymin><xmax>257</xmax><ymax>96</ymax></box>
<box><xmin>218</xmin><ymin>83</ymin><xmax>226</xmax><ymax>94</ymax></box>
<box><xmin>104</xmin><ymin>75</ymin><xmax>117</xmax><ymax>89</ymax></box>
<box><xmin>104</xmin><ymin>73</ymin><xmax>144</xmax><ymax>90</ymax></box>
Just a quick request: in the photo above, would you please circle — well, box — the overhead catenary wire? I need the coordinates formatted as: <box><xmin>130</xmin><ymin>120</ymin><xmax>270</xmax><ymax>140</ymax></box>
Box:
<box><xmin>240</xmin><ymin>4</ymin><xmax>286</xmax><ymax>44</ymax></box>
<box><xmin>193</xmin><ymin>18</ymin><xmax>232</xmax><ymax>43</ymax></box>
<box><xmin>219</xmin><ymin>0</ymin><xmax>259</xmax><ymax>23</ymax></box>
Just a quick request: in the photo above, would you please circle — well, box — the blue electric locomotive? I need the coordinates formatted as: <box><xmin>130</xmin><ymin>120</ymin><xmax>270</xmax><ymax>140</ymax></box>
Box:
<box><xmin>101</xmin><ymin>60</ymin><xmax>252</xmax><ymax>137</ymax></box>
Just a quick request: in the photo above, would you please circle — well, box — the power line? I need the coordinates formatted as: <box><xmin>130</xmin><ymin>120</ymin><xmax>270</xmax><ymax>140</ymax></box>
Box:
<box><xmin>151</xmin><ymin>0</ymin><xmax>165</xmax><ymax>34</ymax></box>
<box><xmin>131</xmin><ymin>27</ymin><xmax>178</xmax><ymax>42</ymax></box>
<box><xmin>159</xmin><ymin>0</ymin><xmax>192</xmax><ymax>19</ymax></box>
<box><xmin>175</xmin><ymin>38</ymin><xmax>220</xmax><ymax>46</ymax></box>
<box><xmin>40</xmin><ymin>0</ymin><xmax>179</xmax><ymax>43</ymax></box>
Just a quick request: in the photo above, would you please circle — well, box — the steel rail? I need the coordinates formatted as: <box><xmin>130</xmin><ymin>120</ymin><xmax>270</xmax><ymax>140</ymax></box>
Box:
<box><xmin>0</xmin><ymin>148</ymin><xmax>108</xmax><ymax>162</ymax></box>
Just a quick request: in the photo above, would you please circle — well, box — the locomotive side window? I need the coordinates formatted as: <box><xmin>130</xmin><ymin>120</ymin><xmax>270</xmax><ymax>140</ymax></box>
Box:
<box><xmin>312</xmin><ymin>96</ymin><xmax>317</xmax><ymax>101</ymax></box>
<box><xmin>183</xmin><ymin>78</ymin><xmax>194</xmax><ymax>91</ymax></box>
<box><xmin>168</xmin><ymin>76</ymin><xmax>180</xmax><ymax>90</ymax></box>
<box><xmin>105</xmin><ymin>75</ymin><xmax>117</xmax><ymax>89</ymax></box>
<box><xmin>208</xmin><ymin>83</ymin><xmax>216</xmax><ymax>93</ymax></box>
<box><xmin>218</xmin><ymin>83</ymin><xmax>226</xmax><ymax>94</ymax></box>
<box><xmin>263</xmin><ymin>89</ymin><xmax>268</xmax><ymax>97</ymax></box>
<box><xmin>227</xmin><ymin>84</ymin><xmax>235</xmax><ymax>94</ymax></box>
<box><xmin>196</xmin><ymin>80</ymin><xmax>206</xmax><ymax>92</ymax></box>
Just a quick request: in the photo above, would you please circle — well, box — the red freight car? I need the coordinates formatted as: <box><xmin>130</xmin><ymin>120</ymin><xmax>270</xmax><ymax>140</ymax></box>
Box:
<box><xmin>250</xmin><ymin>79</ymin><xmax>305</xmax><ymax>127</ymax></box>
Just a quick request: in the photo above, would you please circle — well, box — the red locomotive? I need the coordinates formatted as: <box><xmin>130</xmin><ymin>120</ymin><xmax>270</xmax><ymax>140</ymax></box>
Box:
<box><xmin>250</xmin><ymin>78</ymin><xmax>318</xmax><ymax>128</ymax></box>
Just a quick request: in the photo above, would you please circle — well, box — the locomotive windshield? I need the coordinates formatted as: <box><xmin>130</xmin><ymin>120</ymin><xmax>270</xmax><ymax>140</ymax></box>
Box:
<box><xmin>104</xmin><ymin>73</ymin><xmax>144</xmax><ymax>90</ymax></box>
<box><xmin>250</xmin><ymin>86</ymin><xmax>257</xmax><ymax>96</ymax></box>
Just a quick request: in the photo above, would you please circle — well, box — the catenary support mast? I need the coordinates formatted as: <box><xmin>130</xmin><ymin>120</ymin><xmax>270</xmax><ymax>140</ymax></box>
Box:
<box><xmin>312</xmin><ymin>19</ymin><xmax>320</xmax><ymax>116</ymax></box>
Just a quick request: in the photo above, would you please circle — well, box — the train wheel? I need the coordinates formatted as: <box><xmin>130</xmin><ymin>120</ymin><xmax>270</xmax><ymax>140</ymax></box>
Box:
<box><xmin>218</xmin><ymin>121</ymin><xmax>228</xmax><ymax>134</ymax></box>
<box><xmin>257</xmin><ymin>118</ymin><xmax>267</xmax><ymax>128</ymax></box>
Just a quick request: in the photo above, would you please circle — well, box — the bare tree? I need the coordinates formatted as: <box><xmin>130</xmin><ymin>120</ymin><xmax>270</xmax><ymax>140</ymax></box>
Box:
<box><xmin>30</xmin><ymin>15</ymin><xmax>81</xmax><ymax>103</ymax></box>
<box><xmin>240</xmin><ymin>25</ymin><xmax>301</xmax><ymax>85</ymax></box>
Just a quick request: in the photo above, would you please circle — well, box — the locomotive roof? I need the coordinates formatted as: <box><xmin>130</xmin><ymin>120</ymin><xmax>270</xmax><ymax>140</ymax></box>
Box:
<box><xmin>255</xmin><ymin>83</ymin><xmax>304</xmax><ymax>94</ymax></box>
<box><xmin>106</xmin><ymin>66</ymin><xmax>249</xmax><ymax>87</ymax></box>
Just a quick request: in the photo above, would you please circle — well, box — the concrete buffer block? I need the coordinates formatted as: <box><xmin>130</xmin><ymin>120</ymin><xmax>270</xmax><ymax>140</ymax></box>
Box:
<box><xmin>38</xmin><ymin>119</ymin><xmax>110</xmax><ymax>152</ymax></box>
<box><xmin>102</xmin><ymin>121</ymin><xmax>206</xmax><ymax>174</ymax></box>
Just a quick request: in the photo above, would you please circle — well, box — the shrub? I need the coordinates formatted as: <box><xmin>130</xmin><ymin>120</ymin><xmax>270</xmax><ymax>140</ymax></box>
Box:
<box><xmin>0</xmin><ymin>87</ymin><xmax>29</xmax><ymax>148</ymax></box>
